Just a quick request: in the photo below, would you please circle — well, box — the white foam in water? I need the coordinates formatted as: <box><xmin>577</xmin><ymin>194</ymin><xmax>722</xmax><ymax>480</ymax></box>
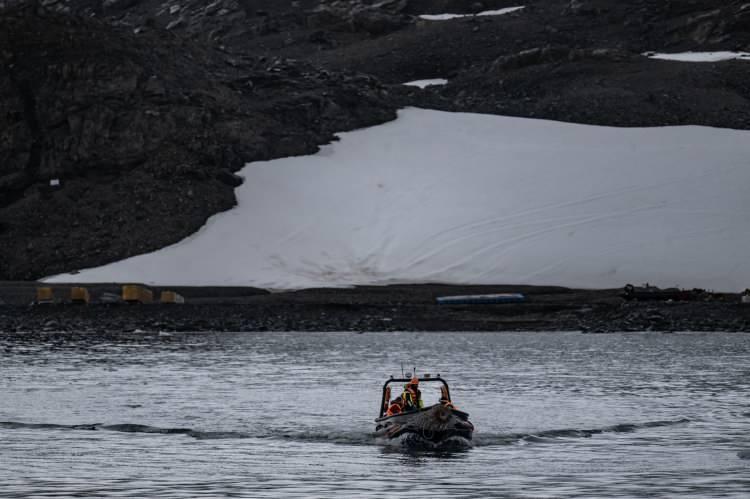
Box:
<box><xmin>646</xmin><ymin>51</ymin><xmax>750</xmax><ymax>62</ymax></box>
<box><xmin>420</xmin><ymin>6</ymin><xmax>525</xmax><ymax>21</ymax></box>
<box><xmin>402</xmin><ymin>79</ymin><xmax>448</xmax><ymax>88</ymax></box>
<box><xmin>45</xmin><ymin>108</ymin><xmax>750</xmax><ymax>291</ymax></box>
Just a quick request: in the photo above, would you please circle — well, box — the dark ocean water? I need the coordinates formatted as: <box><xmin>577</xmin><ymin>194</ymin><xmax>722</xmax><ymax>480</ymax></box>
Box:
<box><xmin>1</xmin><ymin>331</ymin><xmax>748</xmax><ymax>498</ymax></box>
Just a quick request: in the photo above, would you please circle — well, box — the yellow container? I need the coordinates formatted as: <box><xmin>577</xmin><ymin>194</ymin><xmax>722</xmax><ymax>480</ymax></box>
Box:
<box><xmin>70</xmin><ymin>287</ymin><xmax>90</xmax><ymax>304</ymax></box>
<box><xmin>160</xmin><ymin>291</ymin><xmax>185</xmax><ymax>304</ymax></box>
<box><xmin>122</xmin><ymin>285</ymin><xmax>153</xmax><ymax>304</ymax></box>
<box><xmin>36</xmin><ymin>287</ymin><xmax>54</xmax><ymax>303</ymax></box>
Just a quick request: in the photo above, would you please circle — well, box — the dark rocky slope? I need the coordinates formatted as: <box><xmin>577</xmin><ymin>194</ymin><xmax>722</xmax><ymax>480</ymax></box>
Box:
<box><xmin>400</xmin><ymin>48</ymin><xmax>750</xmax><ymax>128</ymax></box>
<box><xmin>2</xmin><ymin>0</ymin><xmax>750</xmax><ymax>280</ymax></box>
<box><xmin>0</xmin><ymin>4</ymin><xmax>396</xmax><ymax>279</ymax></box>
<box><xmin>309</xmin><ymin>0</ymin><xmax>750</xmax><ymax>82</ymax></box>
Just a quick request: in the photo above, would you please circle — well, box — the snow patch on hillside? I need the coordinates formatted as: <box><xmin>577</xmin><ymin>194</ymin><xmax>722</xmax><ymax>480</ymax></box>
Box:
<box><xmin>402</xmin><ymin>79</ymin><xmax>448</xmax><ymax>88</ymax></box>
<box><xmin>420</xmin><ymin>6</ymin><xmax>525</xmax><ymax>21</ymax></box>
<box><xmin>45</xmin><ymin>109</ymin><xmax>750</xmax><ymax>291</ymax></box>
<box><xmin>646</xmin><ymin>51</ymin><xmax>750</xmax><ymax>62</ymax></box>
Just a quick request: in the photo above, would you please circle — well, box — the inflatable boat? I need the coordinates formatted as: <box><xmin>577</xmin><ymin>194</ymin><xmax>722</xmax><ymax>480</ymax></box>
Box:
<box><xmin>374</xmin><ymin>375</ymin><xmax>474</xmax><ymax>449</ymax></box>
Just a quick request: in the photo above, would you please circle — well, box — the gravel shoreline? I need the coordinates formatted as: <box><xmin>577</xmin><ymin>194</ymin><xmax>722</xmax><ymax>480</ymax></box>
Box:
<box><xmin>2</xmin><ymin>284</ymin><xmax>748</xmax><ymax>335</ymax></box>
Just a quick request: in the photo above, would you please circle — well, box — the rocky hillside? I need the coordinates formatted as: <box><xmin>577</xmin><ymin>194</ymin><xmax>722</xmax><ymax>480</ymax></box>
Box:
<box><xmin>400</xmin><ymin>47</ymin><xmax>750</xmax><ymax>128</ymax></box>
<box><xmin>0</xmin><ymin>3</ymin><xmax>395</xmax><ymax>279</ymax></box>
<box><xmin>305</xmin><ymin>1</ymin><xmax>750</xmax><ymax>79</ymax></box>
<box><xmin>1</xmin><ymin>0</ymin><xmax>749</xmax><ymax>280</ymax></box>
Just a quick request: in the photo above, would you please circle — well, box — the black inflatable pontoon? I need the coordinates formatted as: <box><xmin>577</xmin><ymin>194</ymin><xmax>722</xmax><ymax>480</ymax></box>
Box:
<box><xmin>374</xmin><ymin>375</ymin><xmax>474</xmax><ymax>448</ymax></box>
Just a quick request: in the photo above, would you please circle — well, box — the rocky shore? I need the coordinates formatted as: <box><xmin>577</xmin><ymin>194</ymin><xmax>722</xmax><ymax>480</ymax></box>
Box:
<box><xmin>1</xmin><ymin>284</ymin><xmax>748</xmax><ymax>334</ymax></box>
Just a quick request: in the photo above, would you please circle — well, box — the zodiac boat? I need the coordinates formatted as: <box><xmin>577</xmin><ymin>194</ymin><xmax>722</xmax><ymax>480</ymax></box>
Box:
<box><xmin>374</xmin><ymin>375</ymin><xmax>474</xmax><ymax>448</ymax></box>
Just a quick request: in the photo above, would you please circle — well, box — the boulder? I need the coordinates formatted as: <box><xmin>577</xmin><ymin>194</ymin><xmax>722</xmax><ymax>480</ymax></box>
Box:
<box><xmin>308</xmin><ymin>0</ymin><xmax>412</xmax><ymax>34</ymax></box>
<box><xmin>216</xmin><ymin>169</ymin><xmax>244</xmax><ymax>188</ymax></box>
<box><xmin>566</xmin><ymin>0</ymin><xmax>599</xmax><ymax>16</ymax></box>
<box><xmin>102</xmin><ymin>0</ymin><xmax>141</xmax><ymax>14</ymax></box>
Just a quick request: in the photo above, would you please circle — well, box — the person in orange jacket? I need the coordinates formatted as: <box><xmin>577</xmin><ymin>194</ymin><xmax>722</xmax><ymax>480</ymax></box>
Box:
<box><xmin>401</xmin><ymin>375</ymin><xmax>423</xmax><ymax>411</ymax></box>
<box><xmin>385</xmin><ymin>395</ymin><xmax>404</xmax><ymax>416</ymax></box>
<box><xmin>385</xmin><ymin>375</ymin><xmax>425</xmax><ymax>416</ymax></box>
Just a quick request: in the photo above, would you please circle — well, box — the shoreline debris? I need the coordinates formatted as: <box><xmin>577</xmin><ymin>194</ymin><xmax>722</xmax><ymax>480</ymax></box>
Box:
<box><xmin>622</xmin><ymin>284</ymin><xmax>709</xmax><ymax>302</ymax></box>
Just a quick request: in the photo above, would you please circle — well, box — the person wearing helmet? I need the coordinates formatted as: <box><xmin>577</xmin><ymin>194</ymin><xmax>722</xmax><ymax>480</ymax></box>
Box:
<box><xmin>401</xmin><ymin>375</ymin><xmax>423</xmax><ymax>411</ymax></box>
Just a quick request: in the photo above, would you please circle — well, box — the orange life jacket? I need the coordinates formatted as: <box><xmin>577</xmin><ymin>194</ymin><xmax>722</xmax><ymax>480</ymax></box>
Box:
<box><xmin>386</xmin><ymin>401</ymin><xmax>403</xmax><ymax>417</ymax></box>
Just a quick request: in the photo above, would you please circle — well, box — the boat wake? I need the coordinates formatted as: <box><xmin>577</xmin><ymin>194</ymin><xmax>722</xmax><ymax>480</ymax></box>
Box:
<box><xmin>0</xmin><ymin>421</ymin><xmax>248</xmax><ymax>439</ymax></box>
<box><xmin>1</xmin><ymin>418</ymin><xmax>690</xmax><ymax>447</ymax></box>
<box><xmin>473</xmin><ymin>418</ymin><xmax>691</xmax><ymax>446</ymax></box>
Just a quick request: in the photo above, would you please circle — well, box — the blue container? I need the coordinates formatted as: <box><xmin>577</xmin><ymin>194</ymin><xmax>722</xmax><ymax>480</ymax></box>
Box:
<box><xmin>436</xmin><ymin>293</ymin><xmax>526</xmax><ymax>305</ymax></box>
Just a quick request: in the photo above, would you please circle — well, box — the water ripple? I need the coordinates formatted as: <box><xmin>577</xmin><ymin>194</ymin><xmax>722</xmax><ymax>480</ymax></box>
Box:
<box><xmin>1</xmin><ymin>331</ymin><xmax>749</xmax><ymax>498</ymax></box>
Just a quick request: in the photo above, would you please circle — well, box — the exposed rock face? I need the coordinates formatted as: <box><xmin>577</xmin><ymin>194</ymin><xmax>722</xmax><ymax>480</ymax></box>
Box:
<box><xmin>313</xmin><ymin>1</ymin><xmax>750</xmax><ymax>86</ymax></box>
<box><xmin>308</xmin><ymin>0</ymin><xmax>413</xmax><ymax>35</ymax></box>
<box><xmin>2</xmin><ymin>0</ymin><xmax>414</xmax><ymax>50</ymax></box>
<box><xmin>1</xmin><ymin>1</ymin><xmax>315</xmax><ymax>52</ymax></box>
<box><xmin>400</xmin><ymin>46</ymin><xmax>750</xmax><ymax>128</ymax></box>
<box><xmin>0</xmin><ymin>5</ymin><xmax>396</xmax><ymax>279</ymax></box>
<box><xmin>561</xmin><ymin>0</ymin><xmax>750</xmax><ymax>48</ymax></box>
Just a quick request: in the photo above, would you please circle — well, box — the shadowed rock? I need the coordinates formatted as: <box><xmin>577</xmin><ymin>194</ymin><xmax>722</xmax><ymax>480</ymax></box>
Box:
<box><xmin>0</xmin><ymin>3</ymin><xmax>396</xmax><ymax>280</ymax></box>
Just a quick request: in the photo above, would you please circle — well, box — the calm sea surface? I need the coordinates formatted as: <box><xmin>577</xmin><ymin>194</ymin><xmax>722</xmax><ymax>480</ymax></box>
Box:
<box><xmin>1</xmin><ymin>331</ymin><xmax>748</xmax><ymax>498</ymax></box>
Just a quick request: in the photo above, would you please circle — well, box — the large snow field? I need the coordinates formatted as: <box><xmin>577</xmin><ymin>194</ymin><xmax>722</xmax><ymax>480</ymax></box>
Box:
<box><xmin>419</xmin><ymin>6</ymin><xmax>525</xmax><ymax>21</ymax></box>
<box><xmin>646</xmin><ymin>51</ymin><xmax>750</xmax><ymax>62</ymax></box>
<box><xmin>46</xmin><ymin>108</ymin><xmax>750</xmax><ymax>291</ymax></box>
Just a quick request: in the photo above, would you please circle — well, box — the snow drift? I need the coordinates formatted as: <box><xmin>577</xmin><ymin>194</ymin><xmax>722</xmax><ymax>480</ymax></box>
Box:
<box><xmin>46</xmin><ymin>109</ymin><xmax>750</xmax><ymax>290</ymax></box>
<box><xmin>402</xmin><ymin>79</ymin><xmax>448</xmax><ymax>88</ymax></box>
<box><xmin>647</xmin><ymin>51</ymin><xmax>750</xmax><ymax>62</ymax></box>
<box><xmin>419</xmin><ymin>7</ymin><xmax>525</xmax><ymax>21</ymax></box>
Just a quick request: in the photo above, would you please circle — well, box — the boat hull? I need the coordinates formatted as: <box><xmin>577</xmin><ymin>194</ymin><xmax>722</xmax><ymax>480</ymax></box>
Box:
<box><xmin>374</xmin><ymin>404</ymin><xmax>474</xmax><ymax>449</ymax></box>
